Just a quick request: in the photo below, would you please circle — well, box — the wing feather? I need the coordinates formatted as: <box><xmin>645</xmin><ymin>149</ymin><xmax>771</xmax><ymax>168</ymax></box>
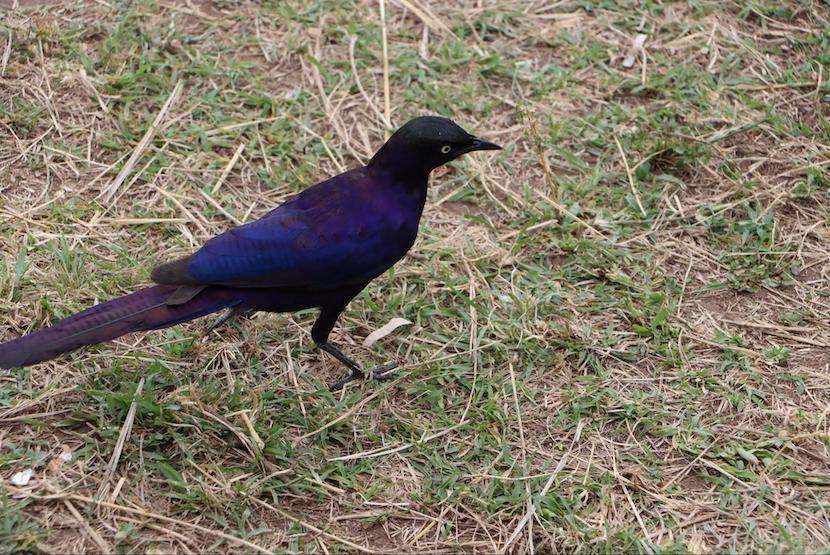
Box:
<box><xmin>150</xmin><ymin>170</ymin><xmax>415</xmax><ymax>290</ymax></box>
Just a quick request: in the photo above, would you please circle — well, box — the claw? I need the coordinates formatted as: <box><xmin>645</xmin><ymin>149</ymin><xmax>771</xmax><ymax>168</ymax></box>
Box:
<box><xmin>369</xmin><ymin>361</ymin><xmax>398</xmax><ymax>380</ymax></box>
<box><xmin>329</xmin><ymin>370</ymin><xmax>361</xmax><ymax>392</ymax></box>
<box><xmin>329</xmin><ymin>361</ymin><xmax>399</xmax><ymax>391</ymax></box>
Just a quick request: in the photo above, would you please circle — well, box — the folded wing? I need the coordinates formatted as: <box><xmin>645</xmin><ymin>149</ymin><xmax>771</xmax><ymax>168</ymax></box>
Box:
<box><xmin>152</xmin><ymin>172</ymin><xmax>410</xmax><ymax>290</ymax></box>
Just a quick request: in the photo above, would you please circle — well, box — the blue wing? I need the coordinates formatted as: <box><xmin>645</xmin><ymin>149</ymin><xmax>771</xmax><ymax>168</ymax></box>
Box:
<box><xmin>179</xmin><ymin>171</ymin><xmax>418</xmax><ymax>289</ymax></box>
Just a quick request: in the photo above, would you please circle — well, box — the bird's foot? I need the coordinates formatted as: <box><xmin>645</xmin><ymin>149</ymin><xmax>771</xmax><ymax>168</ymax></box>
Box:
<box><xmin>329</xmin><ymin>361</ymin><xmax>398</xmax><ymax>391</ymax></box>
<box><xmin>329</xmin><ymin>370</ymin><xmax>361</xmax><ymax>392</ymax></box>
<box><xmin>369</xmin><ymin>361</ymin><xmax>398</xmax><ymax>380</ymax></box>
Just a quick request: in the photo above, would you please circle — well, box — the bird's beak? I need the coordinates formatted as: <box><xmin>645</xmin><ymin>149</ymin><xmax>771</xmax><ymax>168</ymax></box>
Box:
<box><xmin>469</xmin><ymin>137</ymin><xmax>502</xmax><ymax>152</ymax></box>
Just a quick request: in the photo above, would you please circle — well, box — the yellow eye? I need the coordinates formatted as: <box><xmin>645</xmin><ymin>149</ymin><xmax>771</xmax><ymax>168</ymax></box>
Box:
<box><xmin>441</xmin><ymin>145</ymin><xmax>451</xmax><ymax>154</ymax></box>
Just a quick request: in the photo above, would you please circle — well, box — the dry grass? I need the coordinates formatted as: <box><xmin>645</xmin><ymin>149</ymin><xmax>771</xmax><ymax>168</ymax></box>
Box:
<box><xmin>1</xmin><ymin>0</ymin><xmax>829</xmax><ymax>553</ymax></box>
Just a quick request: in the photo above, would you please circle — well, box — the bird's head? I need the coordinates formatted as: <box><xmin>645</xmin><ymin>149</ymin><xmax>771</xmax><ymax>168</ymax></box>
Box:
<box><xmin>369</xmin><ymin>116</ymin><xmax>501</xmax><ymax>175</ymax></box>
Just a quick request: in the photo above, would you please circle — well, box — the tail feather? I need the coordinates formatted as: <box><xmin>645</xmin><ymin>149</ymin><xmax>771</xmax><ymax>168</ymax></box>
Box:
<box><xmin>0</xmin><ymin>285</ymin><xmax>238</xmax><ymax>369</ymax></box>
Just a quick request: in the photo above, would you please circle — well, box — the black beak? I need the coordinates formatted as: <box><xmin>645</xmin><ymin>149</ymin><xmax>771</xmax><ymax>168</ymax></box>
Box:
<box><xmin>469</xmin><ymin>137</ymin><xmax>502</xmax><ymax>152</ymax></box>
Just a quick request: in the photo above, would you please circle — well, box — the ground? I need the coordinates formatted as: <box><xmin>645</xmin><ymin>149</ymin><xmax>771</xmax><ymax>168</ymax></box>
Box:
<box><xmin>1</xmin><ymin>0</ymin><xmax>829</xmax><ymax>553</ymax></box>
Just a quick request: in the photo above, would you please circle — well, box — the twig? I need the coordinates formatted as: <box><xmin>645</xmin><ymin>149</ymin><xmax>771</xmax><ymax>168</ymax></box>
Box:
<box><xmin>150</xmin><ymin>184</ymin><xmax>211</xmax><ymax>236</ymax></box>
<box><xmin>82</xmin><ymin>151</ymin><xmax>129</xmax><ymax>192</ymax></box>
<box><xmin>509</xmin><ymin>359</ymin><xmax>533</xmax><ymax>551</ymax></box>
<box><xmin>379</xmin><ymin>0</ymin><xmax>392</xmax><ymax>137</ymax></box>
<box><xmin>99</xmin><ymin>80</ymin><xmax>183</xmax><ymax>203</ymax></box>
<box><xmin>296</xmin><ymin>383</ymin><xmax>392</xmax><ymax>442</ymax></box>
<box><xmin>328</xmin><ymin>421</ymin><xmax>466</xmax><ymax>461</ymax></box>
<box><xmin>720</xmin><ymin>318</ymin><xmax>821</xmax><ymax>334</ymax></box>
<box><xmin>96</xmin><ymin>377</ymin><xmax>145</xmax><ymax>500</ymax></box>
<box><xmin>613</xmin><ymin>454</ymin><xmax>654</xmax><ymax>551</ymax></box>
<box><xmin>63</xmin><ymin>498</ymin><xmax>112</xmax><ymax>553</ymax></box>
<box><xmin>349</xmin><ymin>36</ymin><xmax>390</xmax><ymax>131</ymax></box>
<box><xmin>502</xmin><ymin>420</ymin><xmax>585</xmax><ymax>551</ymax></box>
<box><xmin>614</xmin><ymin>134</ymin><xmax>647</xmax><ymax>217</ymax></box>
<box><xmin>198</xmin><ymin>188</ymin><xmax>243</xmax><ymax>225</ymax></box>
<box><xmin>391</xmin><ymin>0</ymin><xmax>455</xmax><ymax>36</ymax></box>
<box><xmin>78</xmin><ymin>68</ymin><xmax>110</xmax><ymax>114</ymax></box>
<box><xmin>1</xmin><ymin>30</ymin><xmax>11</xmax><ymax>76</ymax></box>
<box><xmin>109</xmin><ymin>476</ymin><xmax>126</xmax><ymax>502</ymax></box>
<box><xmin>293</xmin><ymin>118</ymin><xmax>346</xmax><ymax>172</ymax></box>
<box><xmin>211</xmin><ymin>143</ymin><xmax>245</xmax><ymax>194</ymax></box>
<box><xmin>306</xmin><ymin>57</ymin><xmax>363</xmax><ymax>162</ymax></box>
<box><xmin>0</xmin><ymin>386</ymin><xmax>75</xmax><ymax>419</ymax></box>
<box><xmin>254</xmin><ymin>16</ymin><xmax>272</xmax><ymax>63</ymax></box>
<box><xmin>499</xmin><ymin>189</ymin><xmax>604</xmax><ymax>241</ymax></box>
<box><xmin>58</xmin><ymin>493</ymin><xmax>273</xmax><ymax>554</ymax></box>
<box><xmin>249</xmin><ymin>496</ymin><xmax>380</xmax><ymax>554</ymax></box>
<box><xmin>527</xmin><ymin>115</ymin><xmax>558</xmax><ymax>202</ymax></box>
<box><xmin>0</xmin><ymin>126</ymin><xmax>54</xmax><ymax>171</ymax></box>
<box><xmin>116</xmin><ymin>515</ymin><xmax>197</xmax><ymax>551</ymax></box>
<box><xmin>239</xmin><ymin>411</ymin><xmax>265</xmax><ymax>450</ymax></box>
<box><xmin>459</xmin><ymin>261</ymin><xmax>477</xmax><ymax>424</ymax></box>
<box><xmin>285</xmin><ymin>342</ymin><xmax>307</xmax><ymax>418</ymax></box>
<box><xmin>206</xmin><ymin>116</ymin><xmax>282</xmax><ymax>136</ymax></box>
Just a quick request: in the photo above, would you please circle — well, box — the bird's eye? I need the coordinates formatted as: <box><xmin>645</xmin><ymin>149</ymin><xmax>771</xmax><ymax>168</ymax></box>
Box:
<box><xmin>440</xmin><ymin>145</ymin><xmax>451</xmax><ymax>154</ymax></box>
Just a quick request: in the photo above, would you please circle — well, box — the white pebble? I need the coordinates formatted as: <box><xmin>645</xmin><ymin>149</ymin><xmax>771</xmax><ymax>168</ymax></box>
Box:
<box><xmin>11</xmin><ymin>468</ymin><xmax>33</xmax><ymax>486</ymax></box>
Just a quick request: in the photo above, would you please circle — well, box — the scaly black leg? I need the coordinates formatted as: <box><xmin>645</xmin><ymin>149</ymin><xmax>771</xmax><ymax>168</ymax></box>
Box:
<box><xmin>311</xmin><ymin>301</ymin><xmax>398</xmax><ymax>391</ymax></box>
<box><xmin>205</xmin><ymin>306</ymin><xmax>251</xmax><ymax>335</ymax></box>
<box><xmin>320</xmin><ymin>342</ymin><xmax>398</xmax><ymax>391</ymax></box>
<box><xmin>319</xmin><ymin>341</ymin><xmax>362</xmax><ymax>389</ymax></box>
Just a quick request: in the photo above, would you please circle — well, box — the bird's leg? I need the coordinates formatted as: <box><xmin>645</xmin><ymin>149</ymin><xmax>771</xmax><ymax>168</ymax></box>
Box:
<box><xmin>205</xmin><ymin>306</ymin><xmax>251</xmax><ymax>335</ymax></box>
<box><xmin>319</xmin><ymin>342</ymin><xmax>398</xmax><ymax>391</ymax></box>
<box><xmin>319</xmin><ymin>342</ymin><xmax>362</xmax><ymax>390</ymax></box>
<box><xmin>312</xmin><ymin>303</ymin><xmax>398</xmax><ymax>391</ymax></box>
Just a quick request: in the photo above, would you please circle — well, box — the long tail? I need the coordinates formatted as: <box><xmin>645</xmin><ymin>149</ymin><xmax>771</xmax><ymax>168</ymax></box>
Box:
<box><xmin>0</xmin><ymin>285</ymin><xmax>240</xmax><ymax>369</ymax></box>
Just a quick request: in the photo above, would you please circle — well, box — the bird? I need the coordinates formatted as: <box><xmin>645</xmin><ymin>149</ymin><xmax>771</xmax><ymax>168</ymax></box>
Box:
<box><xmin>0</xmin><ymin>116</ymin><xmax>501</xmax><ymax>390</ymax></box>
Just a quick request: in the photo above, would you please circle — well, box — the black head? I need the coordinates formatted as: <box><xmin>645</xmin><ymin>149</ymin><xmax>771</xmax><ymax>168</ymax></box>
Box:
<box><xmin>369</xmin><ymin>116</ymin><xmax>501</xmax><ymax>174</ymax></box>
